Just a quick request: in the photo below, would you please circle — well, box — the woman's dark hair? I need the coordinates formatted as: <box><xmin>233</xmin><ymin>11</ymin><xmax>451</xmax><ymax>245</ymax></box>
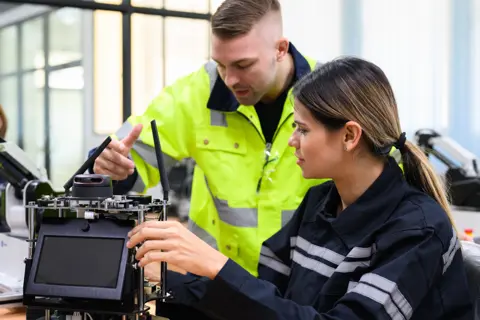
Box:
<box><xmin>292</xmin><ymin>56</ymin><xmax>455</xmax><ymax>228</ymax></box>
<box><xmin>0</xmin><ymin>104</ymin><xmax>8</xmax><ymax>139</ymax></box>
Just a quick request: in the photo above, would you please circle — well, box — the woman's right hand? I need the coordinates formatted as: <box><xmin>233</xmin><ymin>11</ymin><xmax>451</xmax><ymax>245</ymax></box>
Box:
<box><xmin>144</xmin><ymin>261</ymin><xmax>161</xmax><ymax>284</ymax></box>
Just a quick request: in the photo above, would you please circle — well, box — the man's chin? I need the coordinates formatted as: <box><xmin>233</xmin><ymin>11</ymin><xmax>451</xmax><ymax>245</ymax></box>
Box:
<box><xmin>235</xmin><ymin>96</ymin><xmax>260</xmax><ymax>106</ymax></box>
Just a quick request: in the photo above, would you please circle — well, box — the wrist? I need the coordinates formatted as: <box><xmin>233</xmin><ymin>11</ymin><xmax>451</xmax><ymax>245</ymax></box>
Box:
<box><xmin>207</xmin><ymin>253</ymin><xmax>229</xmax><ymax>280</ymax></box>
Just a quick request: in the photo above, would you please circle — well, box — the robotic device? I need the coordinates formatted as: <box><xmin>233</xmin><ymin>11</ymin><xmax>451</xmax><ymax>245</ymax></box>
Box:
<box><xmin>415</xmin><ymin>129</ymin><xmax>480</xmax><ymax>210</ymax></box>
<box><xmin>0</xmin><ymin>138</ymin><xmax>57</xmax><ymax>307</ymax></box>
<box><xmin>22</xmin><ymin>120</ymin><xmax>172</xmax><ymax>320</ymax></box>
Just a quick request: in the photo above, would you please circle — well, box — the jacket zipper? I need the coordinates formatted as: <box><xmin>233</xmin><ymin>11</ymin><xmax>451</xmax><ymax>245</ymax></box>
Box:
<box><xmin>238</xmin><ymin>112</ymin><xmax>294</xmax><ymax>193</ymax></box>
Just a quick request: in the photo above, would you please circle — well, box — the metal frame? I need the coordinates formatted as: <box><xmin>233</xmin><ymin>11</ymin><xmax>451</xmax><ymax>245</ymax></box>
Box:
<box><xmin>0</xmin><ymin>0</ymin><xmax>212</xmax><ymax>180</ymax></box>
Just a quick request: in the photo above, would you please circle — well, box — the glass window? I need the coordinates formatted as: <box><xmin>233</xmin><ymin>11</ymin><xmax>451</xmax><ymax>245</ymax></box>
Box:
<box><xmin>164</xmin><ymin>0</ymin><xmax>209</xmax><ymax>13</ymax></box>
<box><xmin>93</xmin><ymin>10</ymin><xmax>123</xmax><ymax>134</ymax></box>
<box><xmin>210</xmin><ymin>0</ymin><xmax>223</xmax><ymax>13</ymax></box>
<box><xmin>164</xmin><ymin>17</ymin><xmax>209</xmax><ymax>86</ymax></box>
<box><xmin>22</xmin><ymin>71</ymin><xmax>46</xmax><ymax>170</ymax></box>
<box><xmin>0</xmin><ymin>76</ymin><xmax>18</xmax><ymax>143</ymax></box>
<box><xmin>49</xmin><ymin>8</ymin><xmax>83</xmax><ymax>66</ymax></box>
<box><xmin>360</xmin><ymin>0</ymin><xmax>451</xmax><ymax>135</ymax></box>
<box><xmin>0</xmin><ymin>26</ymin><xmax>18</xmax><ymax>74</ymax></box>
<box><xmin>472</xmin><ymin>0</ymin><xmax>480</xmax><ymax>156</ymax></box>
<box><xmin>132</xmin><ymin>0</ymin><xmax>163</xmax><ymax>9</ymax></box>
<box><xmin>49</xmin><ymin>68</ymin><xmax>84</xmax><ymax>189</ymax></box>
<box><xmin>131</xmin><ymin>14</ymin><xmax>164</xmax><ymax>116</ymax></box>
<box><xmin>281</xmin><ymin>0</ymin><xmax>342</xmax><ymax>61</ymax></box>
<box><xmin>22</xmin><ymin>17</ymin><xmax>44</xmax><ymax>70</ymax></box>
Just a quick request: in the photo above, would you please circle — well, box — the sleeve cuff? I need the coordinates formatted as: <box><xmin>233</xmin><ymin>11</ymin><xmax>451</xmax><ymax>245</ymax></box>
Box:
<box><xmin>214</xmin><ymin>258</ymin><xmax>252</xmax><ymax>291</ymax></box>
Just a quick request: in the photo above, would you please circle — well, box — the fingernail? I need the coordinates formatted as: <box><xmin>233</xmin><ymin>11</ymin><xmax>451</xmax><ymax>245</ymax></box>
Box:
<box><xmin>126</xmin><ymin>241</ymin><xmax>131</xmax><ymax>247</ymax></box>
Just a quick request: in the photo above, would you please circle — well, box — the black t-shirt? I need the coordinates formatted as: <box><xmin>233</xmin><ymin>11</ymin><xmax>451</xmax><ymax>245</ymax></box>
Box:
<box><xmin>254</xmin><ymin>88</ymin><xmax>289</xmax><ymax>144</ymax></box>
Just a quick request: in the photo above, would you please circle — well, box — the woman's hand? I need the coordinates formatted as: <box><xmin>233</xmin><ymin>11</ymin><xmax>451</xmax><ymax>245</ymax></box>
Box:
<box><xmin>127</xmin><ymin>220</ymin><xmax>228</xmax><ymax>280</ymax></box>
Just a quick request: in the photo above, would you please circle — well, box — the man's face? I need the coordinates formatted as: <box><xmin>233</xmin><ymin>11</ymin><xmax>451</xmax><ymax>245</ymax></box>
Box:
<box><xmin>211</xmin><ymin>28</ymin><xmax>278</xmax><ymax>106</ymax></box>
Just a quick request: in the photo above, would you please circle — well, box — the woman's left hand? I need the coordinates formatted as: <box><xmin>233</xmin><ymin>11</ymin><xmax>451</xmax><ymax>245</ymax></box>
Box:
<box><xmin>127</xmin><ymin>220</ymin><xmax>228</xmax><ymax>280</ymax></box>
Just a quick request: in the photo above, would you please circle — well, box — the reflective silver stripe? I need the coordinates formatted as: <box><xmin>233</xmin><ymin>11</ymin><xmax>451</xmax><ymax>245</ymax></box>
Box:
<box><xmin>204</xmin><ymin>60</ymin><xmax>218</xmax><ymax>92</ymax></box>
<box><xmin>130</xmin><ymin>175</ymin><xmax>146</xmax><ymax>193</ymax></box>
<box><xmin>259</xmin><ymin>255</ymin><xmax>291</xmax><ymax>276</ymax></box>
<box><xmin>131</xmin><ymin>140</ymin><xmax>176</xmax><ymax>169</ymax></box>
<box><xmin>350</xmin><ymin>273</ymin><xmax>413</xmax><ymax>320</ymax></box>
<box><xmin>210</xmin><ymin>110</ymin><xmax>227</xmax><ymax>127</ymax></box>
<box><xmin>204</xmin><ymin>176</ymin><xmax>258</xmax><ymax>227</ymax></box>
<box><xmin>188</xmin><ymin>219</ymin><xmax>218</xmax><ymax>249</ymax></box>
<box><xmin>259</xmin><ymin>246</ymin><xmax>291</xmax><ymax>276</ymax></box>
<box><xmin>347</xmin><ymin>281</ymin><xmax>359</xmax><ymax>292</ymax></box>
<box><xmin>281</xmin><ymin>210</ymin><xmax>296</xmax><ymax>227</ymax></box>
<box><xmin>115</xmin><ymin>121</ymin><xmax>133</xmax><ymax>140</ymax></box>
<box><xmin>292</xmin><ymin>250</ymin><xmax>335</xmax><ymax>277</ymax></box>
<box><xmin>296</xmin><ymin>236</ymin><xmax>345</xmax><ymax>265</ymax></box>
<box><xmin>213</xmin><ymin>196</ymin><xmax>258</xmax><ymax>227</ymax></box>
<box><xmin>443</xmin><ymin>227</ymin><xmax>460</xmax><ymax>274</ymax></box>
<box><xmin>336</xmin><ymin>245</ymin><xmax>375</xmax><ymax>273</ymax></box>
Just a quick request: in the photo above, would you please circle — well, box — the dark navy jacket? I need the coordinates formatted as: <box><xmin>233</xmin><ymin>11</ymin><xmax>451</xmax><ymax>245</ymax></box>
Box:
<box><xmin>159</xmin><ymin>157</ymin><xmax>473</xmax><ymax>319</ymax></box>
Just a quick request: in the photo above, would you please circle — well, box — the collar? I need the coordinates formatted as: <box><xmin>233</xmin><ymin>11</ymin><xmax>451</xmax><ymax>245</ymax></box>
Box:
<box><xmin>315</xmin><ymin>157</ymin><xmax>407</xmax><ymax>249</ymax></box>
<box><xmin>207</xmin><ymin>43</ymin><xmax>312</xmax><ymax>112</ymax></box>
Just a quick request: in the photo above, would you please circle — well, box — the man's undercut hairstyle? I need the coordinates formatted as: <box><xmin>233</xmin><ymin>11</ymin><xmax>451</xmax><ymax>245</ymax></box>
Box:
<box><xmin>211</xmin><ymin>0</ymin><xmax>281</xmax><ymax>39</ymax></box>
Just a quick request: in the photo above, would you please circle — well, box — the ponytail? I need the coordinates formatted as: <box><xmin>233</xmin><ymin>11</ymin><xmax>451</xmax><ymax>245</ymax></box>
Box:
<box><xmin>400</xmin><ymin>140</ymin><xmax>458</xmax><ymax>233</ymax></box>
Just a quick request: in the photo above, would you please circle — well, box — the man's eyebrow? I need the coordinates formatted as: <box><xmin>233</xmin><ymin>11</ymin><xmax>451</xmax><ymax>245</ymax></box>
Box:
<box><xmin>212</xmin><ymin>58</ymin><xmax>257</xmax><ymax>66</ymax></box>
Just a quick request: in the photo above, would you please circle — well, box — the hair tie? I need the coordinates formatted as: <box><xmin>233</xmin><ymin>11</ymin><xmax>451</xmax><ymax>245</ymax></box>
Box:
<box><xmin>393</xmin><ymin>132</ymin><xmax>407</xmax><ymax>153</ymax></box>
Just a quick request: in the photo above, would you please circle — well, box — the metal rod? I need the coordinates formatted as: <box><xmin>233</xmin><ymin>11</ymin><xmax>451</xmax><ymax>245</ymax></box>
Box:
<box><xmin>28</xmin><ymin>205</ymin><xmax>35</xmax><ymax>259</ymax></box>
<box><xmin>0</xmin><ymin>0</ymin><xmax>212</xmax><ymax>20</ymax></box>
<box><xmin>138</xmin><ymin>207</ymin><xmax>145</xmax><ymax>310</ymax></box>
<box><xmin>160</xmin><ymin>200</ymin><xmax>167</xmax><ymax>298</ymax></box>
<box><xmin>44</xmin><ymin>309</ymin><xmax>50</xmax><ymax>320</ymax></box>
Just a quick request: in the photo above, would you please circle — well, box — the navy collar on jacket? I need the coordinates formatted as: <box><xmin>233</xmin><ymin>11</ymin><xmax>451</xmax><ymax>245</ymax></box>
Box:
<box><xmin>207</xmin><ymin>43</ymin><xmax>312</xmax><ymax>112</ymax></box>
<box><xmin>315</xmin><ymin>157</ymin><xmax>408</xmax><ymax>248</ymax></box>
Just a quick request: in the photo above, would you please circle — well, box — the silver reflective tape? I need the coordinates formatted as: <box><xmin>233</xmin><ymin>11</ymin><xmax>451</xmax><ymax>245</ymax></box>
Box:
<box><xmin>336</xmin><ymin>260</ymin><xmax>371</xmax><ymax>273</ymax></box>
<box><xmin>347</xmin><ymin>245</ymin><xmax>376</xmax><ymax>259</ymax></box>
<box><xmin>349</xmin><ymin>283</ymin><xmax>405</xmax><ymax>320</ymax></box>
<box><xmin>281</xmin><ymin>210</ymin><xmax>296</xmax><ymax>227</ymax></box>
<box><xmin>260</xmin><ymin>246</ymin><xmax>280</xmax><ymax>260</ymax></box>
<box><xmin>131</xmin><ymin>141</ymin><xmax>176</xmax><ymax>169</ymax></box>
<box><xmin>210</xmin><ymin>110</ymin><xmax>227</xmax><ymax>127</ymax></box>
<box><xmin>292</xmin><ymin>250</ymin><xmax>335</xmax><ymax>278</ymax></box>
<box><xmin>115</xmin><ymin>121</ymin><xmax>133</xmax><ymax>140</ymax></box>
<box><xmin>347</xmin><ymin>281</ymin><xmax>358</xmax><ymax>292</ymax></box>
<box><xmin>259</xmin><ymin>255</ymin><xmax>291</xmax><ymax>276</ymax></box>
<box><xmin>443</xmin><ymin>232</ymin><xmax>461</xmax><ymax>274</ymax></box>
<box><xmin>204</xmin><ymin>60</ymin><xmax>218</xmax><ymax>92</ymax></box>
<box><xmin>214</xmin><ymin>196</ymin><xmax>258</xmax><ymax>227</ymax></box>
<box><xmin>204</xmin><ymin>176</ymin><xmax>258</xmax><ymax>227</ymax></box>
<box><xmin>130</xmin><ymin>174</ymin><xmax>146</xmax><ymax>193</ymax></box>
<box><xmin>358</xmin><ymin>273</ymin><xmax>413</xmax><ymax>320</ymax></box>
<box><xmin>188</xmin><ymin>219</ymin><xmax>218</xmax><ymax>249</ymax></box>
<box><xmin>296</xmin><ymin>236</ymin><xmax>345</xmax><ymax>265</ymax></box>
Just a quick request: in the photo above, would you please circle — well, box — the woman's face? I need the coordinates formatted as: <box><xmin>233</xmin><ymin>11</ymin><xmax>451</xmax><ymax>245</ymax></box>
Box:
<box><xmin>288</xmin><ymin>100</ymin><xmax>345</xmax><ymax>179</ymax></box>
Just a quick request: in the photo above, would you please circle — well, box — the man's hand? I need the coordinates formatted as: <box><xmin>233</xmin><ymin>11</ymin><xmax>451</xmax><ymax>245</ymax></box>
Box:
<box><xmin>93</xmin><ymin>124</ymin><xmax>143</xmax><ymax>180</ymax></box>
<box><xmin>127</xmin><ymin>220</ymin><xmax>228</xmax><ymax>280</ymax></box>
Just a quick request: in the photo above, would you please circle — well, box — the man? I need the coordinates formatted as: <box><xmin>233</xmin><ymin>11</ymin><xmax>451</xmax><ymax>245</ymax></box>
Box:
<box><xmin>90</xmin><ymin>0</ymin><xmax>471</xmax><ymax>279</ymax></box>
<box><xmin>91</xmin><ymin>0</ymin><xmax>327</xmax><ymax>277</ymax></box>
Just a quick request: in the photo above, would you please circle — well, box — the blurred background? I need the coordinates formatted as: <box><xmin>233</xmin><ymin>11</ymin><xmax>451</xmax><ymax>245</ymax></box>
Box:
<box><xmin>0</xmin><ymin>0</ymin><xmax>478</xmax><ymax>192</ymax></box>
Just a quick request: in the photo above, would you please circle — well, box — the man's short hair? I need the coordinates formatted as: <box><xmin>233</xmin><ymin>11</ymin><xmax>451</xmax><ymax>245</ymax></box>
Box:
<box><xmin>211</xmin><ymin>0</ymin><xmax>281</xmax><ymax>39</ymax></box>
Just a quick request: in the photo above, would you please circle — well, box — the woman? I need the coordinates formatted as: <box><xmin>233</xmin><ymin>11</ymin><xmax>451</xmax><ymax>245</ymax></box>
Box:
<box><xmin>127</xmin><ymin>57</ymin><xmax>473</xmax><ymax>319</ymax></box>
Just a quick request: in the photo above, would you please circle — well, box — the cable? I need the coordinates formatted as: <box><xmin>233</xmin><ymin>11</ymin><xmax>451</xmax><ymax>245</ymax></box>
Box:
<box><xmin>84</xmin><ymin>313</ymin><xmax>93</xmax><ymax>320</ymax></box>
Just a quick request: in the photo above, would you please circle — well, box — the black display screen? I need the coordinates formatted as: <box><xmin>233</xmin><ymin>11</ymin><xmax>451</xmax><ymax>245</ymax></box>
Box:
<box><xmin>34</xmin><ymin>236</ymin><xmax>125</xmax><ymax>288</ymax></box>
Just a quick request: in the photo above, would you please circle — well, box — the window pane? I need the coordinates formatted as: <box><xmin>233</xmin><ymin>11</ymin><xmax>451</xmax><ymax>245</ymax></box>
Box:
<box><xmin>0</xmin><ymin>26</ymin><xmax>18</xmax><ymax>74</ymax></box>
<box><xmin>0</xmin><ymin>76</ymin><xmax>18</xmax><ymax>143</ymax></box>
<box><xmin>49</xmin><ymin>8</ymin><xmax>83</xmax><ymax>66</ymax></box>
<box><xmin>360</xmin><ymin>0</ymin><xmax>451</xmax><ymax>134</ymax></box>
<box><xmin>132</xmin><ymin>0</ymin><xmax>163</xmax><ymax>9</ymax></box>
<box><xmin>131</xmin><ymin>14</ymin><xmax>164</xmax><ymax>116</ymax></box>
<box><xmin>472</xmin><ymin>0</ymin><xmax>480</xmax><ymax>156</ymax></box>
<box><xmin>164</xmin><ymin>17</ymin><xmax>209</xmax><ymax>86</ymax></box>
<box><xmin>23</xmin><ymin>71</ymin><xmax>45</xmax><ymax>170</ymax></box>
<box><xmin>22</xmin><ymin>17</ymin><xmax>44</xmax><ymax>70</ymax></box>
<box><xmin>164</xmin><ymin>0</ymin><xmax>209</xmax><ymax>13</ymax></box>
<box><xmin>93</xmin><ymin>10</ymin><xmax>122</xmax><ymax>134</ymax></box>
<box><xmin>210</xmin><ymin>0</ymin><xmax>223</xmax><ymax>13</ymax></box>
<box><xmin>49</xmin><ymin>69</ymin><xmax>84</xmax><ymax>189</ymax></box>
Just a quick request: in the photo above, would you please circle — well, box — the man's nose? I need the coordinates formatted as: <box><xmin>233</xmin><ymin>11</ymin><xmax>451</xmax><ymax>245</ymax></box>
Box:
<box><xmin>225</xmin><ymin>70</ymin><xmax>239</xmax><ymax>88</ymax></box>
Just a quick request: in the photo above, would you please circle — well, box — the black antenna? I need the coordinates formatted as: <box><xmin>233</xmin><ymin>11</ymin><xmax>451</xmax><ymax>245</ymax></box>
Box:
<box><xmin>63</xmin><ymin>136</ymin><xmax>112</xmax><ymax>193</ymax></box>
<box><xmin>150</xmin><ymin>119</ymin><xmax>170</xmax><ymax>299</ymax></box>
<box><xmin>150</xmin><ymin>120</ymin><xmax>170</xmax><ymax>201</ymax></box>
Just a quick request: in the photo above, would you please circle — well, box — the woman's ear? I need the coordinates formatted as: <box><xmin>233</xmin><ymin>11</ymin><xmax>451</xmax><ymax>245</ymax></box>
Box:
<box><xmin>343</xmin><ymin>121</ymin><xmax>362</xmax><ymax>152</ymax></box>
